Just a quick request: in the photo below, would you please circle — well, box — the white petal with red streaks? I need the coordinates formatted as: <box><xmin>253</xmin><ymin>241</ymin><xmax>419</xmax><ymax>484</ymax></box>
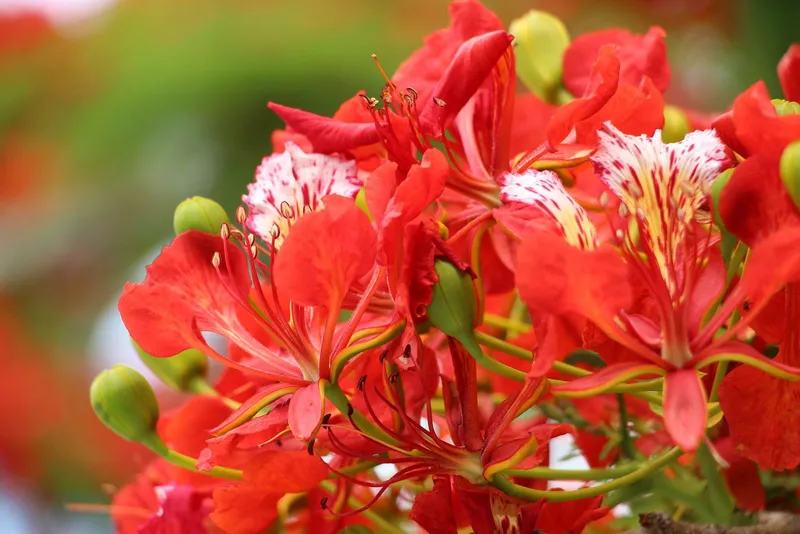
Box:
<box><xmin>501</xmin><ymin>169</ymin><xmax>597</xmax><ymax>250</ymax></box>
<box><xmin>243</xmin><ymin>142</ymin><xmax>362</xmax><ymax>248</ymax></box>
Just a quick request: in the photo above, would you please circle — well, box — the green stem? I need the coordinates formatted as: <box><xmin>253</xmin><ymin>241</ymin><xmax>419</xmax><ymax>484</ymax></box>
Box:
<box><xmin>319</xmin><ymin>481</ymin><xmax>407</xmax><ymax>534</ymax></box>
<box><xmin>617</xmin><ymin>394</ymin><xmax>636</xmax><ymax>459</ymax></box>
<box><xmin>188</xmin><ymin>377</ymin><xmax>240</xmax><ymax>409</ymax></box>
<box><xmin>504</xmin><ymin>463</ymin><xmax>639</xmax><ymax>480</ymax></box>
<box><xmin>491</xmin><ymin>447</ymin><xmax>683</xmax><ymax>502</ymax></box>
<box><xmin>324</xmin><ymin>382</ymin><xmax>400</xmax><ymax>446</ymax></box>
<box><xmin>162</xmin><ymin>449</ymin><xmax>243</xmax><ymax>481</ymax></box>
<box><xmin>474</xmin><ymin>331</ymin><xmax>590</xmax><ymax>377</ymax></box>
<box><xmin>708</xmin><ymin>360</ymin><xmax>729</xmax><ymax>403</ymax></box>
<box><xmin>459</xmin><ymin>333</ymin><xmax>527</xmax><ymax>382</ymax></box>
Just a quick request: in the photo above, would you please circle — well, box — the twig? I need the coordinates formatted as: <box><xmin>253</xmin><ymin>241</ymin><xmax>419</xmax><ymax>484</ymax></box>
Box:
<box><xmin>626</xmin><ymin>512</ymin><xmax>800</xmax><ymax>534</ymax></box>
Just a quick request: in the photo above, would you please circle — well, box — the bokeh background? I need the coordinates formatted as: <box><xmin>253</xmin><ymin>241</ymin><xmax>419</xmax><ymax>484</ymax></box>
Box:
<box><xmin>1</xmin><ymin>0</ymin><xmax>797</xmax><ymax>531</ymax></box>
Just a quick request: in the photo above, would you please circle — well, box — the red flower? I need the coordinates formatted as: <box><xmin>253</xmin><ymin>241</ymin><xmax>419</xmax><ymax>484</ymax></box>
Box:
<box><xmin>513</xmin><ymin>122</ymin><xmax>800</xmax><ymax>451</ymax></box>
<box><xmin>121</xmin><ymin>144</ymin><xmax>380</xmax><ymax>443</ymax></box>
<box><xmin>562</xmin><ymin>26</ymin><xmax>671</xmax><ymax>97</ymax></box>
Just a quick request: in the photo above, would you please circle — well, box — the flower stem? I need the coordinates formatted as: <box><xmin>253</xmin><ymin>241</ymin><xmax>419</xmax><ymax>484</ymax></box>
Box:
<box><xmin>473</xmin><ymin>330</ymin><xmax>590</xmax><ymax>377</ymax></box>
<box><xmin>483</xmin><ymin>313</ymin><xmax>532</xmax><ymax>335</ymax></box>
<box><xmin>162</xmin><ymin>449</ymin><xmax>243</xmax><ymax>481</ymax></box>
<box><xmin>491</xmin><ymin>447</ymin><xmax>683</xmax><ymax>502</ymax></box>
<box><xmin>503</xmin><ymin>463</ymin><xmax>639</xmax><ymax>480</ymax></box>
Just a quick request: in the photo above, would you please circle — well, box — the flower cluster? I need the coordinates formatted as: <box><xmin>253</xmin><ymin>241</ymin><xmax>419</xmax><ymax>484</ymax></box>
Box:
<box><xmin>89</xmin><ymin>2</ymin><xmax>800</xmax><ymax>532</ymax></box>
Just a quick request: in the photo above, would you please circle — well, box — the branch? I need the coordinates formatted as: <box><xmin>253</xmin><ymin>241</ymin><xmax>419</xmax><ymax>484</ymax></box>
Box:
<box><xmin>626</xmin><ymin>512</ymin><xmax>800</xmax><ymax>534</ymax></box>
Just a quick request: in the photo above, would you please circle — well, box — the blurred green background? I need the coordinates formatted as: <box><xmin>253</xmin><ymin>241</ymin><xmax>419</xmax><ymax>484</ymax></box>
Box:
<box><xmin>0</xmin><ymin>0</ymin><xmax>797</xmax><ymax>531</ymax></box>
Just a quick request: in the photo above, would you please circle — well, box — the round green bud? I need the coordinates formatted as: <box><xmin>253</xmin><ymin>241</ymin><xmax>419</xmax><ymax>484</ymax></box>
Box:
<box><xmin>173</xmin><ymin>196</ymin><xmax>229</xmax><ymax>235</ymax></box>
<box><xmin>509</xmin><ymin>10</ymin><xmax>570</xmax><ymax>103</ymax></box>
<box><xmin>662</xmin><ymin>105</ymin><xmax>691</xmax><ymax>143</ymax></box>
<box><xmin>780</xmin><ymin>139</ymin><xmax>800</xmax><ymax>211</ymax></box>
<box><xmin>772</xmin><ymin>99</ymin><xmax>800</xmax><ymax>116</ymax></box>
<box><xmin>426</xmin><ymin>259</ymin><xmax>477</xmax><ymax>340</ymax></box>
<box><xmin>90</xmin><ymin>365</ymin><xmax>164</xmax><ymax>451</ymax></box>
<box><xmin>133</xmin><ymin>341</ymin><xmax>208</xmax><ymax>393</ymax></box>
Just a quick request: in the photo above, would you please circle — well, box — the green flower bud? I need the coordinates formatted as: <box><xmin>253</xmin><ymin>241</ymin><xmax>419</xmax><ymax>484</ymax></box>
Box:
<box><xmin>90</xmin><ymin>365</ymin><xmax>166</xmax><ymax>453</ymax></box>
<box><xmin>772</xmin><ymin>99</ymin><xmax>800</xmax><ymax>116</ymax></box>
<box><xmin>710</xmin><ymin>168</ymin><xmax>734</xmax><ymax>233</ymax></box>
<box><xmin>662</xmin><ymin>105</ymin><xmax>691</xmax><ymax>143</ymax></box>
<box><xmin>133</xmin><ymin>341</ymin><xmax>208</xmax><ymax>393</ymax></box>
<box><xmin>509</xmin><ymin>10</ymin><xmax>570</xmax><ymax>103</ymax></box>
<box><xmin>173</xmin><ymin>196</ymin><xmax>229</xmax><ymax>236</ymax></box>
<box><xmin>780</xmin><ymin>139</ymin><xmax>800</xmax><ymax>210</ymax></box>
<box><xmin>426</xmin><ymin>259</ymin><xmax>477</xmax><ymax>340</ymax></box>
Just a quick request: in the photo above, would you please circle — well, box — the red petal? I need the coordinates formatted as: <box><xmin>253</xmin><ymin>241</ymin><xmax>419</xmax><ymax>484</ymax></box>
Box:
<box><xmin>267</xmin><ymin>101</ymin><xmax>380</xmax><ymax>154</ymax></box>
<box><xmin>364</xmin><ymin>161</ymin><xmax>399</xmax><ymax>224</ymax></box>
<box><xmin>719</xmin><ymin>153</ymin><xmax>800</xmax><ymax>246</ymax></box>
<box><xmin>288</xmin><ymin>382</ymin><xmax>325</xmax><ymax>441</ymax></box>
<box><xmin>211</xmin><ymin>486</ymin><xmax>280</xmax><ymax>534</ymax></box>
<box><xmin>563</xmin><ymin>26</ymin><xmax>670</xmax><ymax>96</ymax></box>
<box><xmin>725</xmin><ymin>81</ymin><xmax>800</xmax><ymax>157</ymax></box>
<box><xmin>509</xmin><ymin>94</ymin><xmax>555</xmax><ymax>159</ymax></box>
<box><xmin>210</xmin><ymin>449</ymin><xmax>330</xmax><ymax>533</ymax></box>
<box><xmin>778</xmin><ymin>44</ymin><xmax>800</xmax><ymax>103</ymax></box>
<box><xmin>139</xmin><ymin>485</ymin><xmax>210</xmax><ymax>534</ymax></box>
<box><xmin>118</xmin><ymin>231</ymin><xmax>303</xmax><ymax>382</ymax></box>
<box><xmin>573</xmin><ymin>76</ymin><xmax>665</xmax><ymax>144</ymax></box>
<box><xmin>274</xmin><ymin>195</ymin><xmax>376</xmax><ymax>310</ymax></box>
<box><xmin>740</xmin><ymin>226</ymin><xmax>800</xmax><ymax>311</ymax></box>
<box><xmin>663</xmin><ymin>369</ymin><xmax>706</xmax><ymax>452</ymax></box>
<box><xmin>378</xmin><ymin>149</ymin><xmax>449</xmax><ymax>271</ymax></box>
<box><xmin>418</xmin><ymin>31</ymin><xmax>513</xmax><ymax>134</ymax></box>
<box><xmin>409</xmin><ymin>476</ymin><xmax>458</xmax><ymax>534</ymax></box>
<box><xmin>119</xmin><ymin>232</ymin><xmax>247</xmax><ymax>357</ymax></box>
<box><xmin>688</xmin><ymin>247</ymin><xmax>725</xmax><ymax>335</ymax></box>
<box><xmin>392</xmin><ymin>0</ymin><xmax>504</xmax><ymax>105</ymax></box>
<box><xmin>547</xmin><ymin>46</ymin><xmax>620</xmax><ymax>147</ymax></box>
<box><xmin>516</xmin><ymin>231</ymin><xmax>631</xmax><ymax>332</ymax></box>
<box><xmin>160</xmin><ymin>396</ymin><xmax>233</xmax><ymax>485</ymax></box>
<box><xmin>720</xmin><ymin>365</ymin><xmax>800</xmax><ymax>470</ymax></box>
<box><xmin>716</xmin><ymin>437</ymin><xmax>766</xmax><ymax>511</ymax></box>
<box><xmin>535</xmin><ymin>495</ymin><xmax>609</xmax><ymax>534</ymax></box>
<box><xmin>200</xmin><ymin>404</ymin><xmax>290</xmax><ymax>471</ymax></box>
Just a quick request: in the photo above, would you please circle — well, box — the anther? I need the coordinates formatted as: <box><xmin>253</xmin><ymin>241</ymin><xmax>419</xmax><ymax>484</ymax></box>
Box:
<box><xmin>347</xmin><ymin>404</ymin><xmax>354</xmax><ymax>417</ymax></box>
<box><xmin>250</xmin><ymin>244</ymin><xmax>258</xmax><ymax>259</ymax></box>
<box><xmin>618</xmin><ymin>203</ymin><xmax>629</xmax><ymax>218</ymax></box>
<box><xmin>220</xmin><ymin>223</ymin><xmax>230</xmax><ymax>240</ymax></box>
<box><xmin>615</xmin><ymin>229</ymin><xmax>624</xmax><ymax>241</ymax></box>
<box><xmin>433</xmin><ymin>97</ymin><xmax>447</xmax><ymax>107</ymax></box>
<box><xmin>322</xmin><ymin>413</ymin><xmax>332</xmax><ymax>426</ymax></box>
<box><xmin>406</xmin><ymin>87</ymin><xmax>418</xmax><ymax>100</ymax></box>
<box><xmin>599</xmin><ymin>192</ymin><xmax>609</xmax><ymax>207</ymax></box>
<box><xmin>357</xmin><ymin>375</ymin><xmax>367</xmax><ymax>391</ymax></box>
<box><xmin>236</xmin><ymin>206</ymin><xmax>247</xmax><ymax>225</ymax></box>
<box><xmin>212</xmin><ymin>252</ymin><xmax>221</xmax><ymax>268</ymax></box>
<box><xmin>320</xmin><ymin>497</ymin><xmax>328</xmax><ymax>510</ymax></box>
<box><xmin>247</xmin><ymin>233</ymin><xmax>255</xmax><ymax>246</ymax></box>
<box><xmin>379</xmin><ymin>350</ymin><xmax>389</xmax><ymax>363</ymax></box>
<box><xmin>388</xmin><ymin>371</ymin><xmax>400</xmax><ymax>384</ymax></box>
<box><xmin>307</xmin><ymin>438</ymin><xmax>316</xmax><ymax>455</ymax></box>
